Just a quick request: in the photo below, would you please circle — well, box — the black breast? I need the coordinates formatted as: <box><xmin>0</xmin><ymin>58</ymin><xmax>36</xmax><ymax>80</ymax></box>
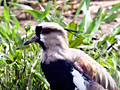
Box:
<box><xmin>41</xmin><ymin>60</ymin><xmax>76</xmax><ymax>90</ymax></box>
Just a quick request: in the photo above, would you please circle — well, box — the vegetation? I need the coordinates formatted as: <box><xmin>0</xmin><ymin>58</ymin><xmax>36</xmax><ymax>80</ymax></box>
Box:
<box><xmin>0</xmin><ymin>0</ymin><xmax>120</xmax><ymax>89</ymax></box>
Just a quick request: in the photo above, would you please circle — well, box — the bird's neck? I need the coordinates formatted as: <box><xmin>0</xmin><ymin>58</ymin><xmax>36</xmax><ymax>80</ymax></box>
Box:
<box><xmin>41</xmin><ymin>45</ymin><xmax>71</xmax><ymax>64</ymax></box>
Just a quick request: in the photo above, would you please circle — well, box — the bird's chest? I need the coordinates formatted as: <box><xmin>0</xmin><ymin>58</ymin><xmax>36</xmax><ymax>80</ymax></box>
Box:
<box><xmin>41</xmin><ymin>60</ymin><xmax>76</xmax><ymax>90</ymax></box>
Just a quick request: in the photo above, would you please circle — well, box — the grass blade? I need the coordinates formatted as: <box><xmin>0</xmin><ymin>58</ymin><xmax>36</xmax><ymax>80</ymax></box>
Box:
<box><xmin>95</xmin><ymin>7</ymin><xmax>102</xmax><ymax>18</ymax></box>
<box><xmin>4</xmin><ymin>0</ymin><xmax>10</xmax><ymax>22</ymax></box>
<box><xmin>57</xmin><ymin>0</ymin><xmax>67</xmax><ymax>23</ymax></box>
<box><xmin>106</xmin><ymin>2</ymin><xmax>120</xmax><ymax>14</ymax></box>
<box><xmin>69</xmin><ymin>35</ymin><xmax>84</xmax><ymax>48</ymax></box>
<box><xmin>26</xmin><ymin>10</ymin><xmax>42</xmax><ymax>20</ymax></box>
<box><xmin>110</xmin><ymin>24</ymin><xmax>120</xmax><ymax>37</ymax></box>
<box><xmin>41</xmin><ymin>1</ymin><xmax>52</xmax><ymax>20</ymax></box>
<box><xmin>78</xmin><ymin>15</ymin><xmax>85</xmax><ymax>32</ymax></box>
<box><xmin>66</xmin><ymin>21</ymin><xmax>77</xmax><ymax>43</ymax></box>
<box><xmin>9</xmin><ymin>2</ymin><xmax>33</xmax><ymax>10</ymax></box>
<box><xmin>74</xmin><ymin>1</ymin><xmax>84</xmax><ymax>19</ymax></box>
<box><xmin>86</xmin><ymin>14</ymin><xmax>102</xmax><ymax>40</ymax></box>
<box><xmin>104</xmin><ymin>12</ymin><xmax>120</xmax><ymax>23</ymax></box>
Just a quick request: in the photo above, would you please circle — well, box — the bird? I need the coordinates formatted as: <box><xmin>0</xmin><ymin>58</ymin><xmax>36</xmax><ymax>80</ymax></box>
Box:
<box><xmin>24</xmin><ymin>22</ymin><xmax>118</xmax><ymax>90</ymax></box>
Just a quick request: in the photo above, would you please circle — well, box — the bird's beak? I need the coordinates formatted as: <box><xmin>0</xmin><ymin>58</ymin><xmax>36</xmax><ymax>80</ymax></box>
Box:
<box><xmin>24</xmin><ymin>34</ymin><xmax>39</xmax><ymax>45</ymax></box>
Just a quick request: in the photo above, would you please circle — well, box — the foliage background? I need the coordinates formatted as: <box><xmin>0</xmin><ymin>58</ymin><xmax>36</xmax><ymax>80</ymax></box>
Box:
<box><xmin>0</xmin><ymin>0</ymin><xmax>120</xmax><ymax>89</ymax></box>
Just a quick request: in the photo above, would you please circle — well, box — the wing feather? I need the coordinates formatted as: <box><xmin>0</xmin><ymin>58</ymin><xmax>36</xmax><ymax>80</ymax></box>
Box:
<box><xmin>70</xmin><ymin>49</ymin><xmax>118</xmax><ymax>90</ymax></box>
<box><xmin>76</xmin><ymin>56</ymin><xmax>118</xmax><ymax>90</ymax></box>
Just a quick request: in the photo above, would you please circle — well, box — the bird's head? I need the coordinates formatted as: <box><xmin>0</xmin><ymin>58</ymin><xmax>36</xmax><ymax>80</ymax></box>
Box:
<box><xmin>24</xmin><ymin>22</ymin><xmax>69</xmax><ymax>50</ymax></box>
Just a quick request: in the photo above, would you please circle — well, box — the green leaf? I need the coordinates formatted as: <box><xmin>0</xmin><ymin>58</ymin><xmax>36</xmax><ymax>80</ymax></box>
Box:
<box><xmin>59</xmin><ymin>21</ymin><xmax>66</xmax><ymax>27</ymax></box>
<box><xmin>86</xmin><ymin>14</ymin><xmax>102</xmax><ymax>40</ymax></box>
<box><xmin>85</xmin><ymin>0</ymin><xmax>90</xmax><ymax>10</ymax></box>
<box><xmin>0</xmin><ymin>26</ymin><xmax>9</xmax><ymax>43</ymax></box>
<box><xmin>0</xmin><ymin>15</ymin><xmax>4</xmax><ymax>20</ymax></box>
<box><xmin>95</xmin><ymin>7</ymin><xmax>102</xmax><ymax>18</ymax></box>
<box><xmin>10</xmin><ymin>12</ymin><xmax>20</xmax><ymax>27</ymax></box>
<box><xmin>85</xmin><ymin>19</ymin><xmax>96</xmax><ymax>34</ymax></box>
<box><xmin>57</xmin><ymin>0</ymin><xmax>67</xmax><ymax>23</ymax></box>
<box><xmin>0</xmin><ymin>53</ymin><xmax>13</xmax><ymax>61</ymax></box>
<box><xmin>90</xmin><ymin>15</ymin><xmax>102</xmax><ymax>36</ymax></box>
<box><xmin>106</xmin><ymin>2</ymin><xmax>120</xmax><ymax>14</ymax></box>
<box><xmin>69</xmin><ymin>35</ymin><xmax>84</xmax><ymax>48</ymax></box>
<box><xmin>9</xmin><ymin>62</ymin><xmax>16</xmax><ymax>67</ymax></box>
<box><xmin>0</xmin><ymin>60</ymin><xmax>6</xmax><ymax>64</ymax></box>
<box><xmin>104</xmin><ymin>12</ymin><xmax>120</xmax><ymax>23</ymax></box>
<box><xmin>102</xmin><ymin>13</ymin><xmax>107</xmax><ymax>21</ymax></box>
<box><xmin>110</xmin><ymin>24</ymin><xmax>120</xmax><ymax>37</ymax></box>
<box><xmin>41</xmin><ymin>1</ymin><xmax>52</xmax><ymax>20</ymax></box>
<box><xmin>9</xmin><ymin>2</ymin><xmax>43</xmax><ymax>20</ymax></box>
<box><xmin>81</xmin><ymin>0</ymin><xmax>90</xmax><ymax>14</ymax></box>
<box><xmin>97</xmin><ymin>35</ymin><xmax>109</xmax><ymax>48</ymax></box>
<box><xmin>66</xmin><ymin>21</ymin><xmax>77</xmax><ymax>43</ymax></box>
<box><xmin>15</xmin><ymin>50</ymin><xmax>22</xmax><ymax>60</ymax></box>
<box><xmin>33</xmin><ymin>70</ymin><xmax>50</xmax><ymax>86</ymax></box>
<box><xmin>26</xmin><ymin>10</ymin><xmax>42</xmax><ymax>20</ymax></box>
<box><xmin>4</xmin><ymin>0</ymin><xmax>10</xmax><ymax>22</ymax></box>
<box><xmin>84</xmin><ymin>10</ymin><xmax>92</xmax><ymax>32</ymax></box>
<box><xmin>16</xmin><ymin>32</ymin><xmax>23</xmax><ymax>46</ymax></box>
<box><xmin>78</xmin><ymin>15</ymin><xmax>85</xmax><ymax>32</ymax></box>
<box><xmin>109</xmin><ymin>36</ymin><xmax>115</xmax><ymax>43</ymax></box>
<box><xmin>3</xmin><ymin>0</ymin><xmax>10</xmax><ymax>35</ymax></box>
<box><xmin>53</xmin><ymin>0</ymin><xmax>57</xmax><ymax>20</ymax></box>
<box><xmin>74</xmin><ymin>1</ymin><xmax>84</xmax><ymax>19</ymax></box>
<box><xmin>9</xmin><ymin>2</ymin><xmax>33</xmax><ymax>10</ymax></box>
<box><xmin>9</xmin><ymin>43</ymin><xmax>14</xmax><ymax>56</ymax></box>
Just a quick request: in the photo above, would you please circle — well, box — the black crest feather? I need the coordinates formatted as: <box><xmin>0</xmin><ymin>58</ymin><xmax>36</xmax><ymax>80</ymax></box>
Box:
<box><xmin>64</xmin><ymin>28</ymin><xmax>79</xmax><ymax>33</ymax></box>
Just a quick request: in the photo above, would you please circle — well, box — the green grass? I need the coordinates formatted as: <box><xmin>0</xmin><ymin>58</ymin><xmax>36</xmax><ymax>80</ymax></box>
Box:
<box><xmin>0</xmin><ymin>0</ymin><xmax>120</xmax><ymax>89</ymax></box>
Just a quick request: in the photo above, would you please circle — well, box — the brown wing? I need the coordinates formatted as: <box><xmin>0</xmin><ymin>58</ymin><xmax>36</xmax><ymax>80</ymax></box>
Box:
<box><xmin>86</xmin><ymin>80</ymin><xmax>108</xmax><ymax>90</ymax></box>
<box><xmin>73</xmin><ymin>62</ymin><xmax>106</xmax><ymax>90</ymax></box>
<box><xmin>75</xmin><ymin>54</ymin><xmax>118</xmax><ymax>90</ymax></box>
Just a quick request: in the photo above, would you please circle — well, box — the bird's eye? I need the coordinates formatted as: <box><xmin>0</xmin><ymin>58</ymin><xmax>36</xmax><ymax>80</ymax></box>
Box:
<box><xmin>42</xmin><ymin>30</ymin><xmax>51</xmax><ymax>35</ymax></box>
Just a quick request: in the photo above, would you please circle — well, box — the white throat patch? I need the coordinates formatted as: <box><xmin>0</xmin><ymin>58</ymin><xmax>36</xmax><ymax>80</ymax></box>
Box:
<box><xmin>40</xmin><ymin>34</ymin><xmax>45</xmax><ymax>42</ymax></box>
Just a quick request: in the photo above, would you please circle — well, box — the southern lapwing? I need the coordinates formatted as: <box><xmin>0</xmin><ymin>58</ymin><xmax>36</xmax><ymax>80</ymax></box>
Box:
<box><xmin>24</xmin><ymin>22</ymin><xmax>118</xmax><ymax>90</ymax></box>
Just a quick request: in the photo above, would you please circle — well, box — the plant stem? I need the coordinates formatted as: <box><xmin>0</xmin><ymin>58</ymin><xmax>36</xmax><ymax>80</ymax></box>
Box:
<box><xmin>26</xmin><ymin>52</ymin><xmax>41</xmax><ymax>90</ymax></box>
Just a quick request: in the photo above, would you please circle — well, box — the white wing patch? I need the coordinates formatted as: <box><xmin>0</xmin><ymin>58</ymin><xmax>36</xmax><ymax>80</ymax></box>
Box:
<box><xmin>71</xmin><ymin>68</ymin><xmax>86</xmax><ymax>90</ymax></box>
